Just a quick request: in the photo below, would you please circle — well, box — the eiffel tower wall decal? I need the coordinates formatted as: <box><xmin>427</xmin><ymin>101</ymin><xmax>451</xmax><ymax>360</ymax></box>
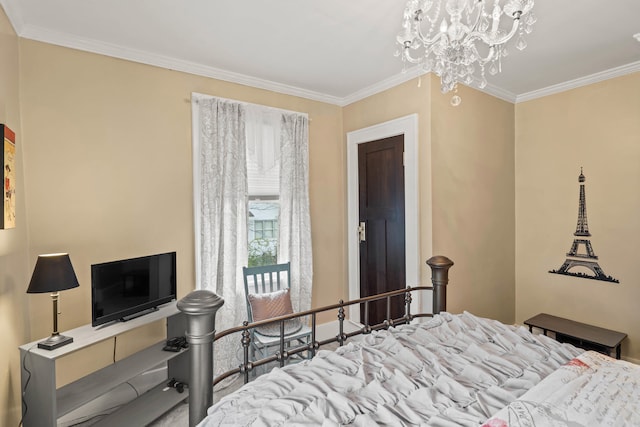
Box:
<box><xmin>549</xmin><ymin>168</ymin><xmax>619</xmax><ymax>283</ymax></box>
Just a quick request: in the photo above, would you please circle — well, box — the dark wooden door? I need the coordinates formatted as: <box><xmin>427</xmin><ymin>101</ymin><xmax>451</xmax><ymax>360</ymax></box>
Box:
<box><xmin>358</xmin><ymin>135</ymin><xmax>405</xmax><ymax>325</ymax></box>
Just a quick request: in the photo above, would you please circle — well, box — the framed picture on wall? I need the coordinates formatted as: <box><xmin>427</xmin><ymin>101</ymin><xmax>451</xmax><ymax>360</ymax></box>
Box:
<box><xmin>1</xmin><ymin>124</ymin><xmax>16</xmax><ymax>229</ymax></box>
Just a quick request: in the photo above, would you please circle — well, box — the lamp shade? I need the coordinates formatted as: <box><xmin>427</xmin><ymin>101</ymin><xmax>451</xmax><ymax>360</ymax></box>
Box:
<box><xmin>27</xmin><ymin>253</ymin><xmax>80</xmax><ymax>294</ymax></box>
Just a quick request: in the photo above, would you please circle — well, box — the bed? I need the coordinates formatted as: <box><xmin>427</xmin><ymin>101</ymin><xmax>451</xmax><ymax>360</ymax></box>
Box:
<box><xmin>176</xmin><ymin>256</ymin><xmax>639</xmax><ymax>426</ymax></box>
<box><xmin>202</xmin><ymin>311</ymin><xmax>583</xmax><ymax>426</ymax></box>
<box><xmin>483</xmin><ymin>350</ymin><xmax>640</xmax><ymax>426</ymax></box>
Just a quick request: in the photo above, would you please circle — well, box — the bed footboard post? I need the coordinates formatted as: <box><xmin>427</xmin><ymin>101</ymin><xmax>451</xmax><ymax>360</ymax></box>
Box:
<box><xmin>177</xmin><ymin>290</ymin><xmax>225</xmax><ymax>427</ymax></box>
<box><xmin>426</xmin><ymin>256</ymin><xmax>454</xmax><ymax>314</ymax></box>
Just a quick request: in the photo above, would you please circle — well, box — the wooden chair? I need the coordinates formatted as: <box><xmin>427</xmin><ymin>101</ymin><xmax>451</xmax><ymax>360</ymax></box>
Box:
<box><xmin>242</xmin><ymin>262</ymin><xmax>312</xmax><ymax>362</ymax></box>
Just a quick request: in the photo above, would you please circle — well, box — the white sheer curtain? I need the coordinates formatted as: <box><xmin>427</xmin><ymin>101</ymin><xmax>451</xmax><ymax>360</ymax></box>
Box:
<box><xmin>245</xmin><ymin>105</ymin><xmax>281</xmax><ymax>174</ymax></box>
<box><xmin>192</xmin><ymin>93</ymin><xmax>312</xmax><ymax>374</ymax></box>
<box><xmin>278</xmin><ymin>113</ymin><xmax>312</xmax><ymax>313</ymax></box>
<box><xmin>193</xmin><ymin>95</ymin><xmax>248</xmax><ymax>375</ymax></box>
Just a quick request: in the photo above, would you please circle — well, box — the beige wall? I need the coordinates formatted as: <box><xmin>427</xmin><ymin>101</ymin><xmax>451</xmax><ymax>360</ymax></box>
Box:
<box><xmin>5</xmin><ymin>11</ymin><xmax>637</xmax><ymax>423</ymax></box>
<box><xmin>430</xmin><ymin>80</ymin><xmax>516</xmax><ymax>323</ymax></box>
<box><xmin>515</xmin><ymin>72</ymin><xmax>640</xmax><ymax>360</ymax></box>
<box><xmin>18</xmin><ymin>39</ymin><xmax>345</xmax><ymax>391</ymax></box>
<box><xmin>0</xmin><ymin>6</ymin><xmax>30</xmax><ymax>426</ymax></box>
<box><xmin>343</xmin><ymin>75</ymin><xmax>516</xmax><ymax>323</ymax></box>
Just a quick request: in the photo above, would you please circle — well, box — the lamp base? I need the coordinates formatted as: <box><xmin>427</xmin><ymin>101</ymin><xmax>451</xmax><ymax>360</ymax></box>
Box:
<box><xmin>38</xmin><ymin>334</ymin><xmax>73</xmax><ymax>350</ymax></box>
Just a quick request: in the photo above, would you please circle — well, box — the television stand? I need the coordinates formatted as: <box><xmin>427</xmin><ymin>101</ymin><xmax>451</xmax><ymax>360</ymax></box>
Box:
<box><xmin>19</xmin><ymin>302</ymin><xmax>188</xmax><ymax>427</ymax></box>
<box><xmin>120</xmin><ymin>306</ymin><xmax>159</xmax><ymax>322</ymax></box>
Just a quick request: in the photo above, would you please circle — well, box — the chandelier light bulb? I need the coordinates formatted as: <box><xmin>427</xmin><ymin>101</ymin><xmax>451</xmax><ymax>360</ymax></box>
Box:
<box><xmin>440</xmin><ymin>19</ymin><xmax>448</xmax><ymax>34</ymax></box>
<box><xmin>397</xmin><ymin>0</ymin><xmax>536</xmax><ymax>99</ymax></box>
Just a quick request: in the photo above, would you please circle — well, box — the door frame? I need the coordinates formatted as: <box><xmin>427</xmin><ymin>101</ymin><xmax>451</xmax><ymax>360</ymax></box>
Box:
<box><xmin>347</xmin><ymin>114</ymin><xmax>432</xmax><ymax>322</ymax></box>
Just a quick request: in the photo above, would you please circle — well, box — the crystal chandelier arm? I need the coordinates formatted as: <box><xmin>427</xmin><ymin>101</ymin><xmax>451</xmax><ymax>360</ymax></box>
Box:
<box><xmin>474</xmin><ymin>14</ymin><xmax>521</xmax><ymax>46</ymax></box>
<box><xmin>476</xmin><ymin>45</ymin><xmax>496</xmax><ymax>64</ymax></box>
<box><xmin>413</xmin><ymin>10</ymin><xmax>444</xmax><ymax>45</ymax></box>
<box><xmin>401</xmin><ymin>11</ymin><xmax>445</xmax><ymax>64</ymax></box>
<box><xmin>415</xmin><ymin>25</ymin><xmax>445</xmax><ymax>45</ymax></box>
<box><xmin>461</xmin><ymin>2</ymin><xmax>486</xmax><ymax>40</ymax></box>
<box><xmin>402</xmin><ymin>42</ymin><xmax>426</xmax><ymax>64</ymax></box>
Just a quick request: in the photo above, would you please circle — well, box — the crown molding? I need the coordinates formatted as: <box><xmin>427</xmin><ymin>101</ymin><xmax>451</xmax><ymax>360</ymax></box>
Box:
<box><xmin>340</xmin><ymin>67</ymin><xmax>425</xmax><ymax>106</ymax></box>
<box><xmin>474</xmin><ymin>81</ymin><xmax>518</xmax><ymax>103</ymax></box>
<box><xmin>341</xmin><ymin>66</ymin><xmax>518</xmax><ymax>106</ymax></box>
<box><xmin>14</xmin><ymin>23</ymin><xmax>520</xmax><ymax>107</ymax></box>
<box><xmin>19</xmin><ymin>24</ymin><xmax>346</xmax><ymax>106</ymax></box>
<box><xmin>516</xmin><ymin>61</ymin><xmax>640</xmax><ymax>103</ymax></box>
<box><xmin>11</xmin><ymin>21</ymin><xmax>640</xmax><ymax>108</ymax></box>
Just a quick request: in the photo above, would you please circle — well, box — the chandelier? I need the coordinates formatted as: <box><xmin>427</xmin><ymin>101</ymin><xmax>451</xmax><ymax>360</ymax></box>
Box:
<box><xmin>396</xmin><ymin>0</ymin><xmax>536</xmax><ymax>105</ymax></box>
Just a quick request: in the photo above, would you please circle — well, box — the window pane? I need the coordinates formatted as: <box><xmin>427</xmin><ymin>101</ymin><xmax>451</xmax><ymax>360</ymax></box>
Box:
<box><xmin>248</xmin><ymin>201</ymin><xmax>279</xmax><ymax>267</ymax></box>
<box><xmin>246</xmin><ymin>112</ymin><xmax>280</xmax><ymax>267</ymax></box>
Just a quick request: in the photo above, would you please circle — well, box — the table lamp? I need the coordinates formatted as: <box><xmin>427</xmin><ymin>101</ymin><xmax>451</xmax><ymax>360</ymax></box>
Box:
<box><xmin>27</xmin><ymin>253</ymin><xmax>80</xmax><ymax>350</ymax></box>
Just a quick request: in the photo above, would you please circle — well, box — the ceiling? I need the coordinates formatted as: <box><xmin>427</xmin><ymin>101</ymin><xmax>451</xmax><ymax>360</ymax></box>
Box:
<box><xmin>2</xmin><ymin>0</ymin><xmax>640</xmax><ymax>105</ymax></box>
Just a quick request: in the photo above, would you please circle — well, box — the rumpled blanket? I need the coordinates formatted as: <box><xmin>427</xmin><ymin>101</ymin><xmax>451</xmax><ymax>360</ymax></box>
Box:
<box><xmin>200</xmin><ymin>312</ymin><xmax>582</xmax><ymax>426</ymax></box>
<box><xmin>482</xmin><ymin>350</ymin><xmax>640</xmax><ymax>427</ymax></box>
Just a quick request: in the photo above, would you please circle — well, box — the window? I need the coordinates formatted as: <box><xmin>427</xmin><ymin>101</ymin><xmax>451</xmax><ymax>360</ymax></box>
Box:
<box><xmin>248</xmin><ymin>200</ymin><xmax>279</xmax><ymax>267</ymax></box>
<box><xmin>192</xmin><ymin>93</ymin><xmax>311</xmax><ymax>372</ymax></box>
<box><xmin>254</xmin><ymin>219</ymin><xmax>277</xmax><ymax>239</ymax></box>
<box><xmin>246</xmin><ymin>107</ymin><xmax>281</xmax><ymax>267</ymax></box>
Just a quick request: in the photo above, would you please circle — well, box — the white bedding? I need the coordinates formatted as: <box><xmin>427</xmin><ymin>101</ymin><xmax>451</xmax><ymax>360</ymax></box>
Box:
<box><xmin>482</xmin><ymin>350</ymin><xmax>640</xmax><ymax>427</ymax></box>
<box><xmin>200</xmin><ymin>312</ymin><xmax>581</xmax><ymax>426</ymax></box>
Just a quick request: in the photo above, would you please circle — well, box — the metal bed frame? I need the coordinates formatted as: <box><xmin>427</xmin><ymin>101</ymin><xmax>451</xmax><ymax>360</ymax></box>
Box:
<box><xmin>177</xmin><ymin>255</ymin><xmax>454</xmax><ymax>426</ymax></box>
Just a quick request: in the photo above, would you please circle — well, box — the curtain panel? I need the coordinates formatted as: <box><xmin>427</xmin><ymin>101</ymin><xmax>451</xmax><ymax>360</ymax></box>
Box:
<box><xmin>279</xmin><ymin>113</ymin><xmax>313</xmax><ymax>314</ymax></box>
<box><xmin>192</xmin><ymin>93</ymin><xmax>312</xmax><ymax>375</ymax></box>
<box><xmin>193</xmin><ymin>96</ymin><xmax>248</xmax><ymax>375</ymax></box>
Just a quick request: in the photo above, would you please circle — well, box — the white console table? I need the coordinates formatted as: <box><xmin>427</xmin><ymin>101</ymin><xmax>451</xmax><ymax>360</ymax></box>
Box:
<box><xmin>19</xmin><ymin>302</ymin><xmax>189</xmax><ymax>426</ymax></box>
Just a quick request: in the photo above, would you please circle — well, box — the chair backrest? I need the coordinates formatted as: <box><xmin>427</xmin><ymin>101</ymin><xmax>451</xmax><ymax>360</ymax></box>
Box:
<box><xmin>242</xmin><ymin>262</ymin><xmax>291</xmax><ymax>322</ymax></box>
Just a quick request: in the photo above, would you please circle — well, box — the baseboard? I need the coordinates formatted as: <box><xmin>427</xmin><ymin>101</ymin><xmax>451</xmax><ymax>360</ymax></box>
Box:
<box><xmin>314</xmin><ymin>317</ymin><xmax>435</xmax><ymax>342</ymax></box>
<box><xmin>315</xmin><ymin>319</ymin><xmax>362</xmax><ymax>342</ymax></box>
<box><xmin>622</xmin><ymin>356</ymin><xmax>640</xmax><ymax>365</ymax></box>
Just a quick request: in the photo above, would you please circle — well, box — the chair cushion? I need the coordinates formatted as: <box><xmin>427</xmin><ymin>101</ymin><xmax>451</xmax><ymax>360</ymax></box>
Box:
<box><xmin>255</xmin><ymin>319</ymin><xmax>302</xmax><ymax>337</ymax></box>
<box><xmin>248</xmin><ymin>289</ymin><xmax>302</xmax><ymax>337</ymax></box>
<box><xmin>248</xmin><ymin>288</ymin><xmax>294</xmax><ymax>321</ymax></box>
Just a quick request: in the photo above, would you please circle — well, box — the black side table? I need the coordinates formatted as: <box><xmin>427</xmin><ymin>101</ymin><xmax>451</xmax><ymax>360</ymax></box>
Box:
<box><xmin>524</xmin><ymin>313</ymin><xmax>626</xmax><ymax>359</ymax></box>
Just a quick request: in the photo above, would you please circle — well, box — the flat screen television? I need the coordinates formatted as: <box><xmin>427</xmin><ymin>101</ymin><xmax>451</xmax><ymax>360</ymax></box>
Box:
<box><xmin>91</xmin><ymin>252</ymin><xmax>177</xmax><ymax>327</ymax></box>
